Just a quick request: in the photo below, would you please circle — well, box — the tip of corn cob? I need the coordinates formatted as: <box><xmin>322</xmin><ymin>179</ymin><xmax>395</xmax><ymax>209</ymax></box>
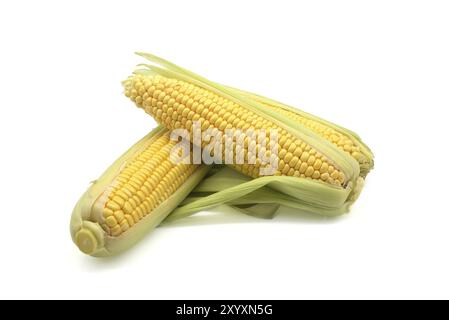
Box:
<box><xmin>75</xmin><ymin>227</ymin><xmax>98</xmax><ymax>255</ymax></box>
<box><xmin>72</xmin><ymin>220</ymin><xmax>105</xmax><ymax>255</ymax></box>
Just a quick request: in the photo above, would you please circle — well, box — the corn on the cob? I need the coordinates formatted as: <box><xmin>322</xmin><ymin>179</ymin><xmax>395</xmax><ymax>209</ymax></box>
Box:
<box><xmin>131</xmin><ymin>53</ymin><xmax>373</xmax><ymax>177</ymax></box>
<box><xmin>124</xmin><ymin>74</ymin><xmax>353</xmax><ymax>186</ymax></box>
<box><xmin>70</xmin><ymin>126</ymin><xmax>209</xmax><ymax>256</ymax></box>
<box><xmin>126</xmin><ymin>56</ymin><xmax>369</xmax><ymax>189</ymax></box>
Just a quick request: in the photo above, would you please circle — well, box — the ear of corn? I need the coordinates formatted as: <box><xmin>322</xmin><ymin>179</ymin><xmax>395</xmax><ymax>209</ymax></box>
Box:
<box><xmin>70</xmin><ymin>126</ymin><xmax>209</xmax><ymax>256</ymax></box>
<box><xmin>125</xmin><ymin>73</ymin><xmax>356</xmax><ymax>186</ymax></box>
<box><xmin>133</xmin><ymin>52</ymin><xmax>374</xmax><ymax>177</ymax></box>
<box><xmin>123</xmin><ymin>53</ymin><xmax>372</xmax><ymax>213</ymax></box>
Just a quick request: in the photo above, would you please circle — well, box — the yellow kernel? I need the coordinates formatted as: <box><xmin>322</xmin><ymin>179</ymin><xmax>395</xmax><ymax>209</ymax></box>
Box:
<box><xmin>279</xmin><ymin>149</ymin><xmax>287</xmax><ymax>159</ymax></box>
<box><xmin>352</xmin><ymin>151</ymin><xmax>362</xmax><ymax>161</ymax></box>
<box><xmin>120</xmin><ymin>220</ymin><xmax>130</xmax><ymax>232</ymax></box>
<box><xmin>125</xmin><ymin>214</ymin><xmax>135</xmax><ymax>226</ymax></box>
<box><xmin>313</xmin><ymin>159</ymin><xmax>322</xmax><ymax>170</ymax></box>
<box><xmin>284</xmin><ymin>152</ymin><xmax>293</xmax><ymax>164</ymax></box>
<box><xmin>281</xmin><ymin>164</ymin><xmax>290</xmax><ymax>175</ymax></box>
<box><xmin>103</xmin><ymin>208</ymin><xmax>114</xmax><ymax>218</ymax></box>
<box><xmin>300</xmin><ymin>152</ymin><xmax>309</xmax><ymax>162</ymax></box>
<box><xmin>287</xmin><ymin>143</ymin><xmax>297</xmax><ymax>153</ymax></box>
<box><xmin>307</xmin><ymin>156</ymin><xmax>316</xmax><ymax>166</ymax></box>
<box><xmin>132</xmin><ymin>212</ymin><xmax>140</xmax><ymax>222</ymax></box>
<box><xmin>105</xmin><ymin>216</ymin><xmax>118</xmax><ymax>228</ymax></box>
<box><xmin>320</xmin><ymin>163</ymin><xmax>329</xmax><ymax>174</ymax></box>
<box><xmin>279</xmin><ymin>136</ymin><xmax>287</xmax><ymax>146</ymax></box>
<box><xmin>218</xmin><ymin>121</ymin><xmax>227</xmax><ymax>131</ymax></box>
<box><xmin>129</xmin><ymin>196</ymin><xmax>139</xmax><ymax>209</ymax></box>
<box><xmin>331</xmin><ymin>171</ymin><xmax>340</xmax><ymax>180</ymax></box>
<box><xmin>113</xmin><ymin>210</ymin><xmax>125</xmax><ymax>222</ymax></box>
<box><xmin>106</xmin><ymin>200</ymin><xmax>120</xmax><ymax>211</ymax></box>
<box><xmin>112</xmin><ymin>196</ymin><xmax>125</xmax><ymax>207</ymax></box>
<box><xmin>278</xmin><ymin>160</ymin><xmax>286</xmax><ymax>171</ymax></box>
<box><xmin>136</xmin><ymin>190</ymin><xmax>146</xmax><ymax>202</ymax></box>
<box><xmin>136</xmin><ymin>206</ymin><xmax>146</xmax><ymax>218</ymax></box>
<box><xmin>289</xmin><ymin>156</ymin><xmax>299</xmax><ymax>168</ymax></box>
<box><xmin>111</xmin><ymin>225</ymin><xmax>122</xmax><ymax>236</ymax></box>
<box><xmin>299</xmin><ymin>162</ymin><xmax>308</xmax><ymax>174</ymax></box>
<box><xmin>123</xmin><ymin>202</ymin><xmax>133</xmax><ymax>215</ymax></box>
<box><xmin>293</xmin><ymin>147</ymin><xmax>303</xmax><ymax>157</ymax></box>
<box><xmin>124</xmin><ymin>183</ymin><xmax>137</xmax><ymax>194</ymax></box>
<box><xmin>305</xmin><ymin>166</ymin><xmax>314</xmax><ymax>177</ymax></box>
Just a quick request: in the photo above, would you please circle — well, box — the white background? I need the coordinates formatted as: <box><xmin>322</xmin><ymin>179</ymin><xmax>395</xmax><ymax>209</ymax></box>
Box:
<box><xmin>0</xmin><ymin>0</ymin><xmax>448</xmax><ymax>299</ymax></box>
